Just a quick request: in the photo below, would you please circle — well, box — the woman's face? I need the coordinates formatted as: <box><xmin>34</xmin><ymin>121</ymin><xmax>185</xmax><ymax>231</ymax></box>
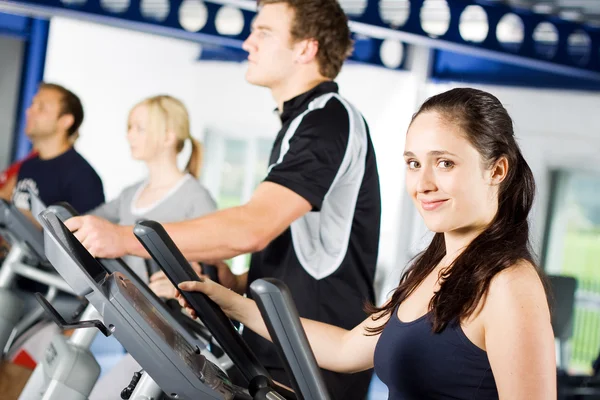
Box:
<box><xmin>404</xmin><ymin>111</ymin><xmax>500</xmax><ymax>236</ymax></box>
<box><xmin>127</xmin><ymin>105</ymin><xmax>158</xmax><ymax>161</ymax></box>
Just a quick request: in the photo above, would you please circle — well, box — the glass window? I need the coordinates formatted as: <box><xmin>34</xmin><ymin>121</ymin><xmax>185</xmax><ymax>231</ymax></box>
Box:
<box><xmin>254</xmin><ymin>138</ymin><xmax>273</xmax><ymax>189</ymax></box>
<box><xmin>544</xmin><ymin>170</ymin><xmax>600</xmax><ymax>373</ymax></box>
<box><xmin>201</xmin><ymin>132</ymin><xmax>272</xmax><ymax>274</ymax></box>
<box><xmin>218</xmin><ymin>138</ymin><xmax>248</xmax><ymax>209</ymax></box>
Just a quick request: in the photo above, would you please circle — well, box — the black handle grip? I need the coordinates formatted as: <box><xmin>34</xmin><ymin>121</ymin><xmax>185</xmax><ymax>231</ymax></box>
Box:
<box><xmin>47</xmin><ymin>202</ymin><xmax>80</xmax><ymax>222</ymax></box>
<box><xmin>132</xmin><ymin>220</ymin><xmax>271</xmax><ymax>386</ymax></box>
<box><xmin>251</xmin><ymin>278</ymin><xmax>331</xmax><ymax>400</ymax></box>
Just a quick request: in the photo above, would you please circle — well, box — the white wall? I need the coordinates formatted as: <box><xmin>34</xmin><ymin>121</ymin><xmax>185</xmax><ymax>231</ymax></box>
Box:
<box><xmin>44</xmin><ymin>17</ymin><xmax>279</xmax><ymax>200</ymax></box>
<box><xmin>44</xmin><ymin>17</ymin><xmax>600</xmax><ymax>304</ymax></box>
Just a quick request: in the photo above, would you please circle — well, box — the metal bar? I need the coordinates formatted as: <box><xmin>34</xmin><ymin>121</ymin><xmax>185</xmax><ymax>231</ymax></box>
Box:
<box><xmin>3</xmin><ymin>285</ymin><xmax>57</xmax><ymax>352</ymax></box>
<box><xmin>0</xmin><ymin>244</ymin><xmax>26</xmax><ymax>288</ymax></box>
<box><xmin>11</xmin><ymin>262</ymin><xmax>76</xmax><ymax>294</ymax></box>
<box><xmin>69</xmin><ymin>305</ymin><xmax>101</xmax><ymax>348</ymax></box>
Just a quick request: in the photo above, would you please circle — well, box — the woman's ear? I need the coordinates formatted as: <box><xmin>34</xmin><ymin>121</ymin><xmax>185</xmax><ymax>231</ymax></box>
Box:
<box><xmin>490</xmin><ymin>156</ymin><xmax>509</xmax><ymax>186</ymax></box>
<box><xmin>164</xmin><ymin>130</ymin><xmax>177</xmax><ymax>147</ymax></box>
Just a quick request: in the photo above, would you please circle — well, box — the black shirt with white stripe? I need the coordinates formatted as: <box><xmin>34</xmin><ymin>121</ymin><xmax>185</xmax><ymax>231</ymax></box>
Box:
<box><xmin>244</xmin><ymin>82</ymin><xmax>381</xmax><ymax>384</ymax></box>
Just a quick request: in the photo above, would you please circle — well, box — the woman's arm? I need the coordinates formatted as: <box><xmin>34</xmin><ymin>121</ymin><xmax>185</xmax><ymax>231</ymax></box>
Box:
<box><xmin>88</xmin><ymin>197</ymin><xmax>121</xmax><ymax>223</ymax></box>
<box><xmin>178</xmin><ymin>278</ymin><xmax>384</xmax><ymax>374</ymax></box>
<box><xmin>483</xmin><ymin>262</ymin><xmax>556</xmax><ymax>400</ymax></box>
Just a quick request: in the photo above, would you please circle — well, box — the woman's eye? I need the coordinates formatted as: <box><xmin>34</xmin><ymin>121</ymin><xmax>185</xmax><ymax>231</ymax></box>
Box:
<box><xmin>407</xmin><ymin>160</ymin><xmax>420</xmax><ymax>169</ymax></box>
<box><xmin>438</xmin><ymin>160</ymin><xmax>454</xmax><ymax>169</ymax></box>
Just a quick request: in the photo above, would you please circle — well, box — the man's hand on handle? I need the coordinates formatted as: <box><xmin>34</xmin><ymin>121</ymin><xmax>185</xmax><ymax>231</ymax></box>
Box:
<box><xmin>65</xmin><ymin>215</ymin><xmax>129</xmax><ymax>258</ymax></box>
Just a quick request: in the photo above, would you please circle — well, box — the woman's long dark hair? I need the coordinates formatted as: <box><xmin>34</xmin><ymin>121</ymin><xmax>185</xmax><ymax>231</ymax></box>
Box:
<box><xmin>367</xmin><ymin>88</ymin><xmax>544</xmax><ymax>334</ymax></box>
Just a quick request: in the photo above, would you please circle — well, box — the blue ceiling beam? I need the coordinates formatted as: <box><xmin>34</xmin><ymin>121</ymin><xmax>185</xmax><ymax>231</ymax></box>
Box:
<box><xmin>348</xmin><ymin>0</ymin><xmax>600</xmax><ymax>80</ymax></box>
<box><xmin>0</xmin><ymin>0</ymin><xmax>598</xmax><ymax>79</ymax></box>
<box><xmin>0</xmin><ymin>10</ymin><xmax>30</xmax><ymax>37</ymax></box>
<box><xmin>0</xmin><ymin>0</ymin><xmax>254</xmax><ymax>48</ymax></box>
<box><xmin>432</xmin><ymin>48</ymin><xmax>600</xmax><ymax>91</ymax></box>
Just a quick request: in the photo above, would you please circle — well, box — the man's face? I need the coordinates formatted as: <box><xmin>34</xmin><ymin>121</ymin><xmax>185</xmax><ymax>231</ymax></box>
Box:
<box><xmin>25</xmin><ymin>88</ymin><xmax>65</xmax><ymax>139</ymax></box>
<box><xmin>241</xmin><ymin>3</ymin><xmax>299</xmax><ymax>89</ymax></box>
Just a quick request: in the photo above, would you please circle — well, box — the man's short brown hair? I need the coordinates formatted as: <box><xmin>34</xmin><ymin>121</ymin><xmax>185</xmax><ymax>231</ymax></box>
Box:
<box><xmin>40</xmin><ymin>82</ymin><xmax>84</xmax><ymax>138</ymax></box>
<box><xmin>258</xmin><ymin>0</ymin><xmax>353</xmax><ymax>79</ymax></box>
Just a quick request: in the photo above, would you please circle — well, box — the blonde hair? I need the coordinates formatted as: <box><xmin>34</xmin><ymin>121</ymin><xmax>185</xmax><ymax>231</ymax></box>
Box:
<box><xmin>132</xmin><ymin>95</ymin><xmax>203</xmax><ymax>178</ymax></box>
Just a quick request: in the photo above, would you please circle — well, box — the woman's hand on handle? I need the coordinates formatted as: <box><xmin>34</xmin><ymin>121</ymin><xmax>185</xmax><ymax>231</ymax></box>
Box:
<box><xmin>177</xmin><ymin>277</ymin><xmax>257</xmax><ymax>324</ymax></box>
<box><xmin>177</xmin><ymin>277</ymin><xmax>383</xmax><ymax>374</ymax></box>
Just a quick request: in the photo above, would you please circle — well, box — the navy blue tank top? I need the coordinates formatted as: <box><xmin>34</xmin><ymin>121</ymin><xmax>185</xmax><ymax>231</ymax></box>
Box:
<box><xmin>373</xmin><ymin>309</ymin><xmax>498</xmax><ymax>400</ymax></box>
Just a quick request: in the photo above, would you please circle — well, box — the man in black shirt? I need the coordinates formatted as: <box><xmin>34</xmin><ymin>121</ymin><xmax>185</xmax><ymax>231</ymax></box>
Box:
<box><xmin>66</xmin><ymin>1</ymin><xmax>380</xmax><ymax>398</ymax></box>
<box><xmin>11</xmin><ymin>83</ymin><xmax>105</xmax><ymax>214</ymax></box>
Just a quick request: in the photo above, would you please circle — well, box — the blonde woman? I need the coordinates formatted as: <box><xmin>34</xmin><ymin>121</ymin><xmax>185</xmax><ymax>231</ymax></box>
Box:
<box><xmin>90</xmin><ymin>95</ymin><xmax>216</xmax><ymax>287</ymax></box>
<box><xmin>87</xmin><ymin>95</ymin><xmax>218</xmax><ymax>398</ymax></box>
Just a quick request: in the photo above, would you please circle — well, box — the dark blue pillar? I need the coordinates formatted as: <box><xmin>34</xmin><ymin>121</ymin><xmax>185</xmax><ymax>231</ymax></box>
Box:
<box><xmin>12</xmin><ymin>17</ymin><xmax>49</xmax><ymax>162</ymax></box>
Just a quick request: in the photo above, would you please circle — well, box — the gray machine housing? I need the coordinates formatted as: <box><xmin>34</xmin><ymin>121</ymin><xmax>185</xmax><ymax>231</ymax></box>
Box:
<box><xmin>0</xmin><ymin>199</ymin><xmax>46</xmax><ymax>262</ymax></box>
<box><xmin>0</xmin><ymin>200</ymin><xmax>78</xmax><ymax>354</ymax></box>
<box><xmin>41</xmin><ymin>210</ymin><xmax>246</xmax><ymax>400</ymax></box>
<box><xmin>19</xmin><ymin>201</ymin><xmax>223</xmax><ymax>400</ymax></box>
<box><xmin>44</xmin><ymin>203</ymin><xmax>213</xmax><ymax>352</ymax></box>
